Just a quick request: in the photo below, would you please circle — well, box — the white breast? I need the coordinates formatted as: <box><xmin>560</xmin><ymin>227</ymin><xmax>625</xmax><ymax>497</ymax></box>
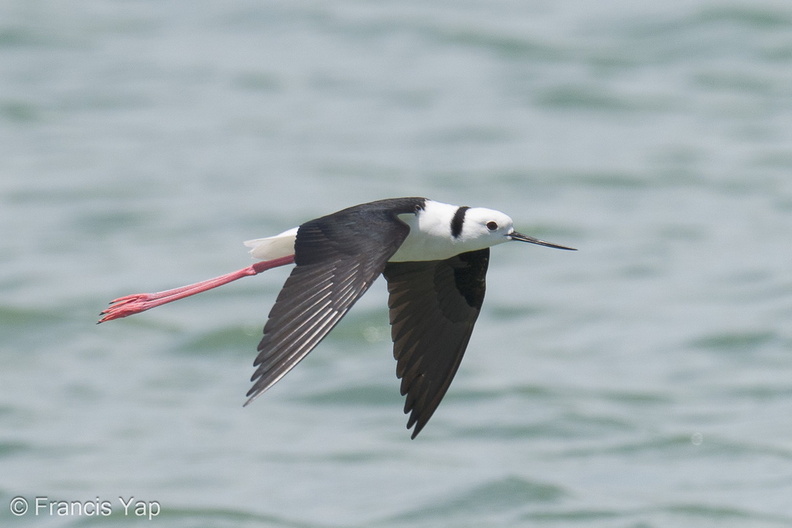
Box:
<box><xmin>389</xmin><ymin>200</ymin><xmax>466</xmax><ymax>262</ymax></box>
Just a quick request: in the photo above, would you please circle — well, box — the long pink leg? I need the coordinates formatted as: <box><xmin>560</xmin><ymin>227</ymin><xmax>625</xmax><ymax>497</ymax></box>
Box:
<box><xmin>98</xmin><ymin>254</ymin><xmax>295</xmax><ymax>323</ymax></box>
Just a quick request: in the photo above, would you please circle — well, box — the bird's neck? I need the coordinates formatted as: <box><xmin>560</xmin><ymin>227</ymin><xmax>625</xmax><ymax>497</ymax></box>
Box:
<box><xmin>388</xmin><ymin>202</ymin><xmax>492</xmax><ymax>262</ymax></box>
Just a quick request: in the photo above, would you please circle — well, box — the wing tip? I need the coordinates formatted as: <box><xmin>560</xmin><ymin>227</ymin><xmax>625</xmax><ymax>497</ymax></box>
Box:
<box><xmin>244</xmin><ymin>379</ymin><xmax>273</xmax><ymax>407</ymax></box>
<box><xmin>409</xmin><ymin>421</ymin><xmax>425</xmax><ymax>440</ymax></box>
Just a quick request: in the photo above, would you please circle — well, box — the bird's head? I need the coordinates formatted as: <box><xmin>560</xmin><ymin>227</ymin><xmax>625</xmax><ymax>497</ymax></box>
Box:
<box><xmin>462</xmin><ymin>207</ymin><xmax>577</xmax><ymax>251</ymax></box>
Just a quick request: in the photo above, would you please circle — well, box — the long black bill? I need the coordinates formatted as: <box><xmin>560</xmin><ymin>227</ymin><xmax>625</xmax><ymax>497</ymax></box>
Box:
<box><xmin>509</xmin><ymin>231</ymin><xmax>577</xmax><ymax>251</ymax></box>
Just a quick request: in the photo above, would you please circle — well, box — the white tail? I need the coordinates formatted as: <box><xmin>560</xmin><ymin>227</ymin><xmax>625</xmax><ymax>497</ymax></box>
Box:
<box><xmin>244</xmin><ymin>227</ymin><xmax>298</xmax><ymax>261</ymax></box>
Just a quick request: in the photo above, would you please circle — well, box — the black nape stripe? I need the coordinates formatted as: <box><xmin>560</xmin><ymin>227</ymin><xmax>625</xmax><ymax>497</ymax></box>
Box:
<box><xmin>450</xmin><ymin>206</ymin><xmax>470</xmax><ymax>239</ymax></box>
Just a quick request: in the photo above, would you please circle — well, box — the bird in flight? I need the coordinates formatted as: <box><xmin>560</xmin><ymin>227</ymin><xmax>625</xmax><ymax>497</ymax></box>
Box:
<box><xmin>100</xmin><ymin>197</ymin><xmax>575</xmax><ymax>438</ymax></box>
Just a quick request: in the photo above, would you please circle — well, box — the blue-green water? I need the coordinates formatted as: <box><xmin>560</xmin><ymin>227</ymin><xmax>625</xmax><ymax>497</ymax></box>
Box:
<box><xmin>3</xmin><ymin>1</ymin><xmax>792</xmax><ymax>527</ymax></box>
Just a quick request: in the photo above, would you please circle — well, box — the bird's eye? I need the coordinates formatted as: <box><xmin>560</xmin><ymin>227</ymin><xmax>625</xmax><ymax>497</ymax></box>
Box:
<box><xmin>486</xmin><ymin>221</ymin><xmax>498</xmax><ymax>231</ymax></box>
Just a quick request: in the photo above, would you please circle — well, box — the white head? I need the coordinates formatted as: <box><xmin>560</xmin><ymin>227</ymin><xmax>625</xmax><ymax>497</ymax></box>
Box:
<box><xmin>391</xmin><ymin>200</ymin><xmax>575</xmax><ymax>262</ymax></box>
<box><xmin>455</xmin><ymin>207</ymin><xmax>516</xmax><ymax>248</ymax></box>
<box><xmin>455</xmin><ymin>206</ymin><xmax>576</xmax><ymax>252</ymax></box>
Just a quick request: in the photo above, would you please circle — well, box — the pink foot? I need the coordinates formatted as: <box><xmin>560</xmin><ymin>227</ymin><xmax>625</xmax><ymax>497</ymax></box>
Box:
<box><xmin>98</xmin><ymin>255</ymin><xmax>295</xmax><ymax>323</ymax></box>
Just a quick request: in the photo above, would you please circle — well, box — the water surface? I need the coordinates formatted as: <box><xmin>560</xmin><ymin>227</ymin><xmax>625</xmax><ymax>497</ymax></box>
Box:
<box><xmin>2</xmin><ymin>1</ymin><xmax>792</xmax><ymax>527</ymax></box>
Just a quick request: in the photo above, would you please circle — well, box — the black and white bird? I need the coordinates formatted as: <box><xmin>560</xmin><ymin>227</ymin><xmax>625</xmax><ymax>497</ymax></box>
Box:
<box><xmin>100</xmin><ymin>197</ymin><xmax>575</xmax><ymax>438</ymax></box>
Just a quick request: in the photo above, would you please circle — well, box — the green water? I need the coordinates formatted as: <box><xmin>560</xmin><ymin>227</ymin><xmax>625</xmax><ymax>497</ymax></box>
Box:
<box><xmin>2</xmin><ymin>1</ymin><xmax>792</xmax><ymax>527</ymax></box>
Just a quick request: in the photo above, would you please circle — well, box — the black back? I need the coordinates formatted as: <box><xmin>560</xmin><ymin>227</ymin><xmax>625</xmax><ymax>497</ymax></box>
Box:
<box><xmin>246</xmin><ymin>198</ymin><xmax>426</xmax><ymax>403</ymax></box>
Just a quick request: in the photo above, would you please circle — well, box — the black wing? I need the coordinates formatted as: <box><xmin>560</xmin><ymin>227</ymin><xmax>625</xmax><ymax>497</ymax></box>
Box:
<box><xmin>383</xmin><ymin>248</ymin><xmax>489</xmax><ymax>438</ymax></box>
<box><xmin>246</xmin><ymin>198</ymin><xmax>424</xmax><ymax>404</ymax></box>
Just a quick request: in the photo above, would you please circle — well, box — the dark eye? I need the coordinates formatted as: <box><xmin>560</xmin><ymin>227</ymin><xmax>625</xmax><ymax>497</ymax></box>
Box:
<box><xmin>486</xmin><ymin>221</ymin><xmax>498</xmax><ymax>231</ymax></box>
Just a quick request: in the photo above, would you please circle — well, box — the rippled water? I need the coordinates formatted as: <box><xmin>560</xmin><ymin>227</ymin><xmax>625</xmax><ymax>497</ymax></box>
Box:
<box><xmin>2</xmin><ymin>1</ymin><xmax>792</xmax><ymax>527</ymax></box>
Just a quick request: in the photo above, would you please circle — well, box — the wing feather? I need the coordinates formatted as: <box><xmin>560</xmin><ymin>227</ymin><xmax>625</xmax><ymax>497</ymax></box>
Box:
<box><xmin>246</xmin><ymin>198</ymin><xmax>422</xmax><ymax>404</ymax></box>
<box><xmin>383</xmin><ymin>249</ymin><xmax>489</xmax><ymax>438</ymax></box>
